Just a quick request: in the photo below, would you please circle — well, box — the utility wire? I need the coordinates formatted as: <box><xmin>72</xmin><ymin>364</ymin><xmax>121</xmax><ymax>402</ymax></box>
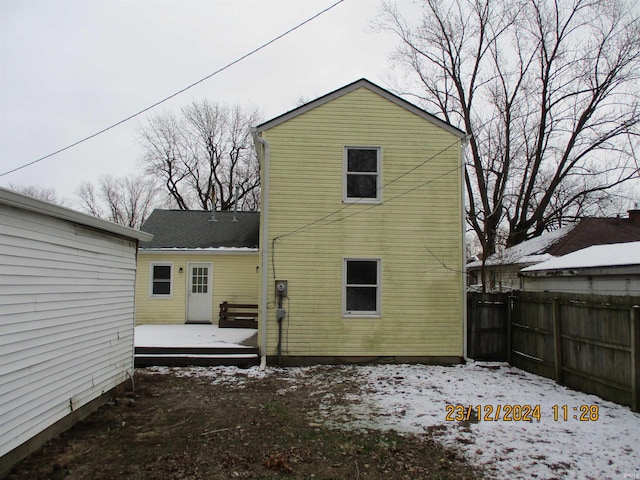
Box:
<box><xmin>0</xmin><ymin>0</ymin><xmax>346</xmax><ymax>178</ymax></box>
<box><xmin>275</xmin><ymin>137</ymin><xmax>464</xmax><ymax>240</ymax></box>
<box><xmin>269</xmin><ymin>141</ymin><xmax>467</xmax><ymax>286</ymax></box>
<box><xmin>317</xmin><ymin>163</ymin><xmax>463</xmax><ymax>230</ymax></box>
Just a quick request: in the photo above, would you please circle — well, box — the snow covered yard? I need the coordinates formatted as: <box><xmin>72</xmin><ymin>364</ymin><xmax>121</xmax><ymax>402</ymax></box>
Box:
<box><xmin>161</xmin><ymin>362</ymin><xmax>640</xmax><ymax>479</ymax></box>
<box><xmin>338</xmin><ymin>363</ymin><xmax>640</xmax><ymax>480</ymax></box>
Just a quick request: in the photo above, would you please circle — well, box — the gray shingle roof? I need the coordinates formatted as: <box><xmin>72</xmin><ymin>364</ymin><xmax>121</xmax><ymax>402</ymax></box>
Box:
<box><xmin>139</xmin><ymin>210</ymin><xmax>259</xmax><ymax>249</ymax></box>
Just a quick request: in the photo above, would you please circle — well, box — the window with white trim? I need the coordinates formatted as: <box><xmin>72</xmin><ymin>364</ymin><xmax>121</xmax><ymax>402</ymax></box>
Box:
<box><xmin>343</xmin><ymin>259</ymin><xmax>381</xmax><ymax>316</ymax></box>
<box><xmin>344</xmin><ymin>147</ymin><xmax>381</xmax><ymax>202</ymax></box>
<box><xmin>151</xmin><ymin>263</ymin><xmax>172</xmax><ymax>297</ymax></box>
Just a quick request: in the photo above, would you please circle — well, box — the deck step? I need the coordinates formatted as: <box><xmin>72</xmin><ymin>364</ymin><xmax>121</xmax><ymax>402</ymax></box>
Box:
<box><xmin>135</xmin><ymin>346</ymin><xmax>257</xmax><ymax>355</ymax></box>
<box><xmin>134</xmin><ymin>346</ymin><xmax>259</xmax><ymax>367</ymax></box>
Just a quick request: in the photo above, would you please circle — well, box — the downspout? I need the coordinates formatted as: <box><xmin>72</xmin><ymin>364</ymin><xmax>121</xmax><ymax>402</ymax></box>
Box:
<box><xmin>461</xmin><ymin>134</ymin><xmax>472</xmax><ymax>362</ymax></box>
<box><xmin>252</xmin><ymin>128</ymin><xmax>270</xmax><ymax>370</ymax></box>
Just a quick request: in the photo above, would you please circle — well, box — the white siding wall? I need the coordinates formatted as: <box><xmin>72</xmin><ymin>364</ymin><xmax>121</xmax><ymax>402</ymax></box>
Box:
<box><xmin>0</xmin><ymin>203</ymin><xmax>138</xmax><ymax>458</ymax></box>
<box><xmin>522</xmin><ymin>274</ymin><xmax>640</xmax><ymax>295</ymax></box>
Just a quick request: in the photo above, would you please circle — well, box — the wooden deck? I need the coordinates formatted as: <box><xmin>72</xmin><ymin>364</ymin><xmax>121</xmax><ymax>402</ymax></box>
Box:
<box><xmin>134</xmin><ymin>325</ymin><xmax>259</xmax><ymax>367</ymax></box>
<box><xmin>134</xmin><ymin>346</ymin><xmax>259</xmax><ymax>367</ymax></box>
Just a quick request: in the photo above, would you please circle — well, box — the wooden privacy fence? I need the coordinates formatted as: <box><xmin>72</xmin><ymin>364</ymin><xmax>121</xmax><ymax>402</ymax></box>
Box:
<box><xmin>466</xmin><ymin>292</ymin><xmax>510</xmax><ymax>360</ymax></box>
<box><xmin>467</xmin><ymin>291</ymin><xmax>640</xmax><ymax>411</ymax></box>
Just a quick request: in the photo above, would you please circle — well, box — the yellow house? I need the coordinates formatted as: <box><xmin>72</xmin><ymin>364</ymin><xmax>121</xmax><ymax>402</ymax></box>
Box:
<box><xmin>253</xmin><ymin>79</ymin><xmax>468</xmax><ymax>365</ymax></box>
<box><xmin>135</xmin><ymin>210</ymin><xmax>260</xmax><ymax>325</ymax></box>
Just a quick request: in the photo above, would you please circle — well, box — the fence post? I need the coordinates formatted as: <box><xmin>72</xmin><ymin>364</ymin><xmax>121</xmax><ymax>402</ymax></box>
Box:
<box><xmin>631</xmin><ymin>305</ymin><xmax>640</xmax><ymax>412</ymax></box>
<box><xmin>467</xmin><ymin>294</ymin><xmax>474</xmax><ymax>359</ymax></box>
<box><xmin>552</xmin><ymin>298</ymin><xmax>564</xmax><ymax>385</ymax></box>
<box><xmin>506</xmin><ymin>293</ymin><xmax>513</xmax><ymax>365</ymax></box>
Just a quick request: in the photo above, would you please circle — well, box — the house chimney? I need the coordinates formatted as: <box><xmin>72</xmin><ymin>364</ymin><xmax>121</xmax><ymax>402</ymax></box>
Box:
<box><xmin>209</xmin><ymin>184</ymin><xmax>217</xmax><ymax>222</ymax></box>
<box><xmin>232</xmin><ymin>185</ymin><xmax>239</xmax><ymax>222</ymax></box>
<box><xmin>628</xmin><ymin>206</ymin><xmax>640</xmax><ymax>224</ymax></box>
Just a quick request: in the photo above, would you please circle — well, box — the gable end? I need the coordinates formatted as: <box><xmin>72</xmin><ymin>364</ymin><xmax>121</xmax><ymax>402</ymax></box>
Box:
<box><xmin>256</xmin><ymin>78</ymin><xmax>466</xmax><ymax>138</ymax></box>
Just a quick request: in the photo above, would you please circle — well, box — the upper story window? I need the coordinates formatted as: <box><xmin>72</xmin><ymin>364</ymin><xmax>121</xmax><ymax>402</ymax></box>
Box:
<box><xmin>151</xmin><ymin>263</ymin><xmax>172</xmax><ymax>297</ymax></box>
<box><xmin>344</xmin><ymin>147</ymin><xmax>381</xmax><ymax>203</ymax></box>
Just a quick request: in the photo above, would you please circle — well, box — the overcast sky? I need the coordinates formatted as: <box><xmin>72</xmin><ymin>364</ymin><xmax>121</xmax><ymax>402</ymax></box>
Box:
<box><xmin>1</xmin><ymin>0</ymin><xmax>417</xmax><ymax>202</ymax></box>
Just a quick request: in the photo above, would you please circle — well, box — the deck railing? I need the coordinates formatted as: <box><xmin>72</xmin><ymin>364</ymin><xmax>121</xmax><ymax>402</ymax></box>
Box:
<box><xmin>219</xmin><ymin>302</ymin><xmax>258</xmax><ymax>329</ymax></box>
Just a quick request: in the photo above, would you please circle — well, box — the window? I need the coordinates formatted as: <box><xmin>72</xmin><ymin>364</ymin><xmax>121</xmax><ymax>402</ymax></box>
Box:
<box><xmin>343</xmin><ymin>259</ymin><xmax>381</xmax><ymax>316</ymax></box>
<box><xmin>344</xmin><ymin>147</ymin><xmax>381</xmax><ymax>202</ymax></box>
<box><xmin>151</xmin><ymin>263</ymin><xmax>172</xmax><ymax>297</ymax></box>
<box><xmin>191</xmin><ymin>266</ymin><xmax>208</xmax><ymax>294</ymax></box>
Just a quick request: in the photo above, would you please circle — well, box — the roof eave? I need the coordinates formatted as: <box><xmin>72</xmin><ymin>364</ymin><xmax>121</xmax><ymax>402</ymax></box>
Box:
<box><xmin>139</xmin><ymin>247</ymin><xmax>258</xmax><ymax>255</ymax></box>
<box><xmin>255</xmin><ymin>78</ymin><xmax>466</xmax><ymax>138</ymax></box>
<box><xmin>521</xmin><ymin>264</ymin><xmax>640</xmax><ymax>276</ymax></box>
<box><xmin>0</xmin><ymin>187</ymin><xmax>153</xmax><ymax>242</ymax></box>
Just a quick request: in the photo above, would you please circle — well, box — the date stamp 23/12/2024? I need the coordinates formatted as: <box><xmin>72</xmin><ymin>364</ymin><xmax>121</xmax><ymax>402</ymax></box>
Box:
<box><xmin>445</xmin><ymin>404</ymin><xmax>600</xmax><ymax>422</ymax></box>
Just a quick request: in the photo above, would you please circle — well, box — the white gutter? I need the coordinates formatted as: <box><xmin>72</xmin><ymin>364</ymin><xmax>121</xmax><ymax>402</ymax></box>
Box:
<box><xmin>139</xmin><ymin>248</ymin><xmax>258</xmax><ymax>255</ymax></box>
<box><xmin>252</xmin><ymin>128</ymin><xmax>270</xmax><ymax>370</ymax></box>
<box><xmin>461</xmin><ymin>134</ymin><xmax>471</xmax><ymax>362</ymax></box>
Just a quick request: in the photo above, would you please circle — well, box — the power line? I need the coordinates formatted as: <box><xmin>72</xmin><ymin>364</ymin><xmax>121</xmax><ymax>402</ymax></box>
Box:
<box><xmin>269</xmin><ymin>140</ymin><xmax>467</xmax><ymax>285</ymax></box>
<box><xmin>0</xmin><ymin>0</ymin><xmax>346</xmax><ymax>178</ymax></box>
<box><xmin>317</xmin><ymin>163</ymin><xmax>463</xmax><ymax>232</ymax></box>
<box><xmin>275</xmin><ymin>137</ymin><xmax>464</xmax><ymax>240</ymax></box>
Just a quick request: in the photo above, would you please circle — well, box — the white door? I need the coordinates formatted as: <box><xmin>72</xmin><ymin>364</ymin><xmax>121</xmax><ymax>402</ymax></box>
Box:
<box><xmin>187</xmin><ymin>262</ymin><xmax>213</xmax><ymax>323</ymax></box>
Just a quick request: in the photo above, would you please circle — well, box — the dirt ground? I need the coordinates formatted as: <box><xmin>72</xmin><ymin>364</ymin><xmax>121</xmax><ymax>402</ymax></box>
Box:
<box><xmin>6</xmin><ymin>366</ymin><xmax>485</xmax><ymax>480</ymax></box>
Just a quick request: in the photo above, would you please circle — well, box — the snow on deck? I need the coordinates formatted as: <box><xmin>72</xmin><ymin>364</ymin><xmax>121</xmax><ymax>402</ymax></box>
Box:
<box><xmin>134</xmin><ymin>324</ymin><xmax>256</xmax><ymax>349</ymax></box>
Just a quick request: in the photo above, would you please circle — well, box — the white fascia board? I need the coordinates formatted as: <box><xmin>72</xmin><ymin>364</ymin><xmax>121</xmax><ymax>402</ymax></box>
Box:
<box><xmin>139</xmin><ymin>248</ymin><xmax>258</xmax><ymax>256</ymax></box>
<box><xmin>255</xmin><ymin>79</ymin><xmax>466</xmax><ymax>139</ymax></box>
<box><xmin>0</xmin><ymin>186</ymin><xmax>153</xmax><ymax>242</ymax></box>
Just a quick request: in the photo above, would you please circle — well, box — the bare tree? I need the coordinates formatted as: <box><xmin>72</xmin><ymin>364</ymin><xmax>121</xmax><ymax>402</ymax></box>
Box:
<box><xmin>9</xmin><ymin>184</ymin><xmax>67</xmax><ymax>205</ymax></box>
<box><xmin>379</xmin><ymin>0</ymin><xmax>640</xmax><ymax>259</ymax></box>
<box><xmin>76</xmin><ymin>182</ymin><xmax>102</xmax><ymax>218</ymax></box>
<box><xmin>76</xmin><ymin>175</ymin><xmax>162</xmax><ymax>229</ymax></box>
<box><xmin>139</xmin><ymin>100</ymin><xmax>261</xmax><ymax>211</ymax></box>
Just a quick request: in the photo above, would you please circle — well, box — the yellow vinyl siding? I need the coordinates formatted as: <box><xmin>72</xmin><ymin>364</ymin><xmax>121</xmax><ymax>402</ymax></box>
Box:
<box><xmin>260</xmin><ymin>87</ymin><xmax>463</xmax><ymax>357</ymax></box>
<box><xmin>135</xmin><ymin>252</ymin><xmax>259</xmax><ymax>325</ymax></box>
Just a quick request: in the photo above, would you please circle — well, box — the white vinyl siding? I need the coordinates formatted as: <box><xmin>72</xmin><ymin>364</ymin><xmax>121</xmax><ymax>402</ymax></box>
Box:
<box><xmin>0</xmin><ymin>202</ymin><xmax>139</xmax><ymax>461</ymax></box>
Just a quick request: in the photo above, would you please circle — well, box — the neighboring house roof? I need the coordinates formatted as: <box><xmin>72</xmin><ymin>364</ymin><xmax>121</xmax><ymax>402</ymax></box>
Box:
<box><xmin>467</xmin><ymin>212</ymin><xmax>640</xmax><ymax>269</ymax></box>
<box><xmin>254</xmin><ymin>78</ymin><xmax>467</xmax><ymax>139</ymax></box>
<box><xmin>521</xmin><ymin>241</ymin><xmax>640</xmax><ymax>272</ymax></box>
<box><xmin>139</xmin><ymin>210</ymin><xmax>259</xmax><ymax>250</ymax></box>
<box><xmin>467</xmin><ymin>224</ymin><xmax>577</xmax><ymax>268</ymax></box>
<box><xmin>548</xmin><ymin>216</ymin><xmax>640</xmax><ymax>256</ymax></box>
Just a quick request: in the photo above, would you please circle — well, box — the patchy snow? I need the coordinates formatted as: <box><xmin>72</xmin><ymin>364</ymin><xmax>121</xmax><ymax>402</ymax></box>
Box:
<box><xmin>522</xmin><ymin>241</ymin><xmax>640</xmax><ymax>272</ymax></box>
<box><xmin>145</xmin><ymin>362</ymin><xmax>640</xmax><ymax>479</ymax></box>
<box><xmin>467</xmin><ymin>224</ymin><xmax>576</xmax><ymax>268</ymax></box>
<box><xmin>346</xmin><ymin>363</ymin><xmax>640</xmax><ymax>480</ymax></box>
<box><xmin>134</xmin><ymin>325</ymin><xmax>256</xmax><ymax>348</ymax></box>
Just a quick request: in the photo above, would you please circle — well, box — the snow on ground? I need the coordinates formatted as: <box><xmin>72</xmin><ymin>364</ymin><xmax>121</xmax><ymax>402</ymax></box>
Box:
<box><xmin>134</xmin><ymin>325</ymin><xmax>256</xmax><ymax>348</ymax></box>
<box><xmin>144</xmin><ymin>362</ymin><xmax>640</xmax><ymax>479</ymax></box>
<box><xmin>346</xmin><ymin>363</ymin><xmax>640</xmax><ymax>480</ymax></box>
